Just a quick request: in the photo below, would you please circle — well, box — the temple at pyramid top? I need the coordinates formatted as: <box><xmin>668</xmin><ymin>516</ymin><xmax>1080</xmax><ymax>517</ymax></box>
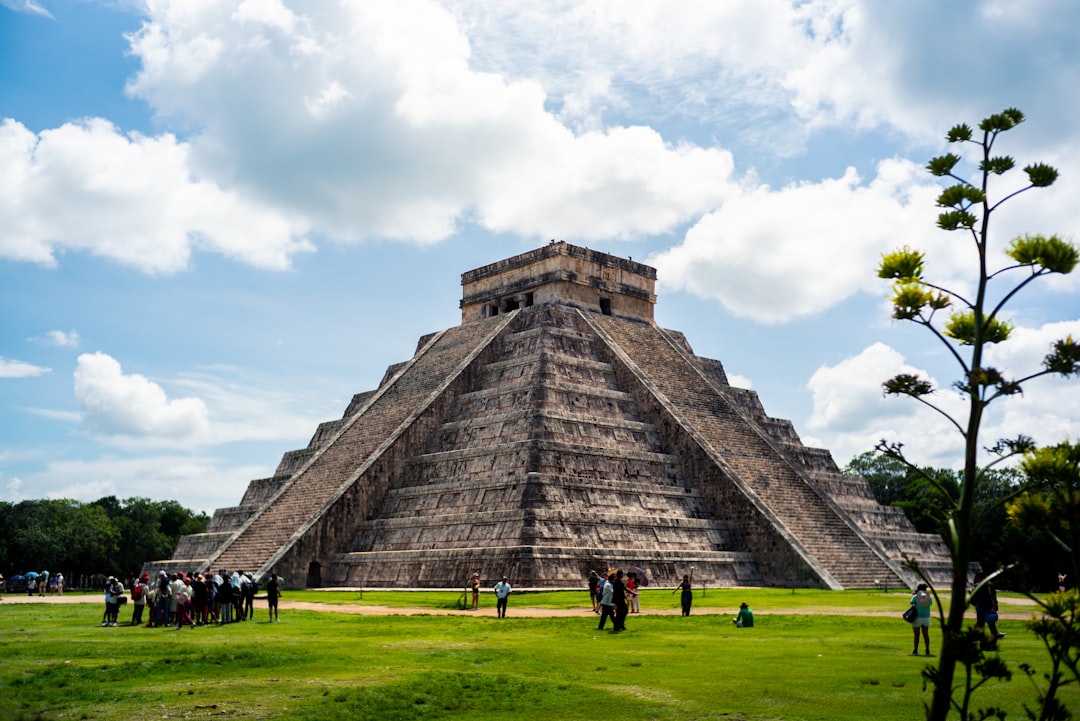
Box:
<box><xmin>153</xmin><ymin>241</ymin><xmax>950</xmax><ymax>591</ymax></box>
<box><xmin>460</xmin><ymin>241</ymin><xmax>657</xmax><ymax>323</ymax></box>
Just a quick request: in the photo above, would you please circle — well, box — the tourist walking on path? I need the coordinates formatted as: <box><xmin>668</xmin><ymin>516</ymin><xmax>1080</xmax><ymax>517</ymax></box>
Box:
<box><xmin>596</xmin><ymin>572</ymin><xmax>616</xmax><ymax>630</ymax></box>
<box><xmin>626</xmin><ymin>572</ymin><xmax>640</xmax><ymax>614</ymax></box>
<box><xmin>733</xmin><ymin>602</ymin><xmax>754</xmax><ymax>627</ymax></box>
<box><xmin>673</xmin><ymin>569</ymin><xmax>694</xmax><ymax>616</ymax></box>
<box><xmin>494</xmin><ymin>576</ymin><xmax>512</xmax><ymax>618</ymax></box>
<box><xmin>909</xmin><ymin>583</ymin><xmax>933</xmax><ymax>655</ymax></box>
<box><xmin>588</xmin><ymin>570</ymin><xmax>600</xmax><ymax>614</ymax></box>
<box><xmin>266</xmin><ymin>573</ymin><xmax>282</xmax><ymax>622</ymax></box>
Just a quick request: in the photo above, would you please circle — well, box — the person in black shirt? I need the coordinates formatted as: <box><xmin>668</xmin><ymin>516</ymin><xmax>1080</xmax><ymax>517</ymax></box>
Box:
<box><xmin>612</xmin><ymin>570</ymin><xmax>628</xmax><ymax>631</ymax></box>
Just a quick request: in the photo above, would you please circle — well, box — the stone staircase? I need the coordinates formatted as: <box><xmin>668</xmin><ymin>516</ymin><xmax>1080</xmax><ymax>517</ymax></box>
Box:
<box><xmin>330</xmin><ymin>305</ymin><xmax>759</xmax><ymax>587</ymax></box>
<box><xmin>584</xmin><ymin>311</ymin><xmax>907</xmax><ymax>589</ymax></box>
<box><xmin>726</xmin><ymin>387</ymin><xmax>952</xmax><ymax>586</ymax></box>
<box><xmin>198</xmin><ymin>313</ymin><xmax>516</xmax><ymax>580</ymax></box>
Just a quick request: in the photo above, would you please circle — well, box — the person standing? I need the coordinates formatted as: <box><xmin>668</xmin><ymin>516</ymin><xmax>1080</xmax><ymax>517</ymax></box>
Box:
<box><xmin>242</xmin><ymin>573</ymin><xmax>256</xmax><ymax>621</ymax></box>
<box><xmin>266</xmin><ymin>573</ymin><xmax>281</xmax><ymax>622</ymax></box>
<box><xmin>596</xmin><ymin>572</ymin><xmax>616</xmax><ymax>630</ymax></box>
<box><xmin>169</xmin><ymin>573</ymin><xmax>185</xmax><ymax>625</ymax></box>
<box><xmin>494</xmin><ymin>576</ymin><xmax>512</xmax><ymax>618</ymax></box>
<box><xmin>230</xmin><ymin>570</ymin><xmax>243</xmax><ymax>621</ymax></box>
<box><xmin>909</xmin><ymin>583</ymin><xmax>933</xmax><ymax>655</ymax></box>
<box><xmin>588</xmin><ymin>571</ymin><xmax>600</xmax><ymax>614</ymax></box>
<box><xmin>153</xmin><ymin>571</ymin><xmax>171</xmax><ymax>627</ymax></box>
<box><xmin>130</xmin><ymin>574</ymin><xmax>148</xmax><ymax>626</ymax></box>
<box><xmin>218</xmin><ymin>571</ymin><xmax>234</xmax><ymax>624</ymax></box>
<box><xmin>672</xmin><ymin>569</ymin><xmax>694</xmax><ymax>616</ymax></box>
<box><xmin>612</xmin><ymin>570</ymin><xmax>628</xmax><ymax>631</ymax></box>
<box><xmin>191</xmin><ymin>574</ymin><xmax>208</xmax><ymax>626</ymax></box>
<box><xmin>1059</xmin><ymin>572</ymin><xmax>1067</xmax><ymax>593</ymax></box>
<box><xmin>470</xmin><ymin>573</ymin><xmax>481</xmax><ymax>611</ymax></box>
<box><xmin>175</xmin><ymin>576</ymin><xmax>195</xmax><ymax>630</ymax></box>
<box><xmin>972</xmin><ymin>572</ymin><xmax>1004</xmax><ymax>645</ymax></box>
<box><xmin>103</xmin><ymin>576</ymin><xmax>124</xmax><ymax>627</ymax></box>
<box><xmin>626</xmin><ymin>572</ymin><xmax>640</xmax><ymax>614</ymax></box>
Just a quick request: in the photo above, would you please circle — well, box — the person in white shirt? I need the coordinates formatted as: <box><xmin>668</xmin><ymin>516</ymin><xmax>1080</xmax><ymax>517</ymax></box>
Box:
<box><xmin>493</xmin><ymin>577</ymin><xmax>512</xmax><ymax>618</ymax></box>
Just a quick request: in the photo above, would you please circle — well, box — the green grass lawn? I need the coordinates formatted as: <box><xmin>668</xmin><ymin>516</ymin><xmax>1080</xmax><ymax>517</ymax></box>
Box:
<box><xmin>0</xmin><ymin>590</ymin><xmax>1071</xmax><ymax>721</ymax></box>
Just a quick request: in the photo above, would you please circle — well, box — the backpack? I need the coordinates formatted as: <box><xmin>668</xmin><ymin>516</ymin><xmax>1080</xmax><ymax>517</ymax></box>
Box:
<box><xmin>132</xmin><ymin>583</ymin><xmax>144</xmax><ymax>601</ymax></box>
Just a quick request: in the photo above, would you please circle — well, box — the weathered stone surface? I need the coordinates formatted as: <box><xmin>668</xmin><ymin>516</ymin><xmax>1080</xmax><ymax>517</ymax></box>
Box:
<box><xmin>151</xmin><ymin>241</ymin><xmax>949</xmax><ymax>589</ymax></box>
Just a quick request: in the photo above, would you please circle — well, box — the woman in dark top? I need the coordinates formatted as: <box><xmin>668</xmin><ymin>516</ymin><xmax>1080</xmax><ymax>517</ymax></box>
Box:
<box><xmin>266</xmin><ymin>573</ymin><xmax>281</xmax><ymax>622</ymax></box>
<box><xmin>672</xmin><ymin>569</ymin><xmax>694</xmax><ymax>616</ymax></box>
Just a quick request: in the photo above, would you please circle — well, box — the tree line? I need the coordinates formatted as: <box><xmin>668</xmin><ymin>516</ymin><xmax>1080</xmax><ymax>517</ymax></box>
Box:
<box><xmin>0</xmin><ymin>496</ymin><xmax>208</xmax><ymax>587</ymax></box>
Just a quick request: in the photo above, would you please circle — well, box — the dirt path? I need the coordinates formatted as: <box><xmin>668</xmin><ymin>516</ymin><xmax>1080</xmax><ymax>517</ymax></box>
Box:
<box><xmin>0</xmin><ymin>593</ymin><xmax>1037</xmax><ymax>620</ymax></box>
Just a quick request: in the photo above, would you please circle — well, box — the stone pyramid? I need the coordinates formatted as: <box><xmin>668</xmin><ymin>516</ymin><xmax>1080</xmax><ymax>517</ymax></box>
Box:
<box><xmin>158</xmin><ymin>242</ymin><xmax>949</xmax><ymax>589</ymax></box>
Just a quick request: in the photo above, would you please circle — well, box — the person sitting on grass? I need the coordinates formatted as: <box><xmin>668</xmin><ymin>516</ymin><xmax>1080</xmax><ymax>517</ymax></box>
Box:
<box><xmin>733</xmin><ymin>602</ymin><xmax>754</xmax><ymax>627</ymax></box>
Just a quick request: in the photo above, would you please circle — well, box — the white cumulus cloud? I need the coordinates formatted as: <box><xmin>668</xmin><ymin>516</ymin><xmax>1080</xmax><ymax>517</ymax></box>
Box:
<box><xmin>650</xmin><ymin>158</ymin><xmax>943</xmax><ymax>323</ymax></box>
<box><xmin>804</xmin><ymin>320</ymin><xmax>1080</xmax><ymax>469</ymax></box>
<box><xmin>120</xmin><ymin>0</ymin><xmax>737</xmax><ymax>246</ymax></box>
<box><xmin>0</xmin><ymin>118</ymin><xmax>313</xmax><ymax>273</ymax></box>
<box><xmin>73</xmin><ymin>352</ymin><xmax>210</xmax><ymax>439</ymax></box>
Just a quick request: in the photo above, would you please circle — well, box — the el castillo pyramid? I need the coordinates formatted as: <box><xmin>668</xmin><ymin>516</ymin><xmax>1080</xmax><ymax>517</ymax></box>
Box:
<box><xmin>156</xmin><ymin>241</ymin><xmax>949</xmax><ymax>589</ymax></box>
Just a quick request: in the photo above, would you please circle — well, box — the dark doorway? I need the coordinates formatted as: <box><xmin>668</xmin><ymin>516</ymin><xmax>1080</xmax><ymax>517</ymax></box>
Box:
<box><xmin>306</xmin><ymin>561</ymin><xmax>322</xmax><ymax>588</ymax></box>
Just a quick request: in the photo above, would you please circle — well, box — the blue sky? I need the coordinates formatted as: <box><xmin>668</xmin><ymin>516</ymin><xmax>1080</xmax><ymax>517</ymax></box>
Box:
<box><xmin>2</xmin><ymin>0</ymin><xmax>1079</xmax><ymax>514</ymax></box>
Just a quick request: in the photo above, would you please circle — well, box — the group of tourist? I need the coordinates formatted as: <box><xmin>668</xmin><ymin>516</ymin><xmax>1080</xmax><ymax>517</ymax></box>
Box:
<box><xmin>100</xmin><ymin>569</ymin><xmax>282</xmax><ymax>628</ymax></box>
<box><xmin>906</xmin><ymin>573</ymin><xmax>1012</xmax><ymax>656</ymax></box>
<box><xmin>17</xmin><ymin>570</ymin><xmax>64</xmax><ymax>596</ymax></box>
<box><xmin>589</xmin><ymin>567</ymin><xmax>754</xmax><ymax>630</ymax></box>
<box><xmin>588</xmin><ymin>569</ymin><xmax>639</xmax><ymax>614</ymax></box>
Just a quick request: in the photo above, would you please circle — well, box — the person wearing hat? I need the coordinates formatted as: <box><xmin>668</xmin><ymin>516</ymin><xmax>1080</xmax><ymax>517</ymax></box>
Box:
<box><xmin>103</xmin><ymin>575</ymin><xmax>125</xmax><ymax>627</ymax></box>
<box><xmin>470</xmin><ymin>573</ymin><xmax>481</xmax><ymax>611</ymax></box>
<box><xmin>493</xmin><ymin>576</ymin><xmax>512</xmax><ymax>618</ymax></box>
<box><xmin>733</xmin><ymin>602</ymin><xmax>754</xmax><ymax>628</ymax></box>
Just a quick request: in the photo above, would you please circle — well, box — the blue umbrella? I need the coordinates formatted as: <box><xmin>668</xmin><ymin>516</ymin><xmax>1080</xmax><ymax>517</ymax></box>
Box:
<box><xmin>24</xmin><ymin>571</ymin><xmax>39</xmax><ymax>579</ymax></box>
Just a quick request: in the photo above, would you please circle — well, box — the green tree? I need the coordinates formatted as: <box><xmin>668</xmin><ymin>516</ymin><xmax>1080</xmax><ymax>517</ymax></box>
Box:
<box><xmin>875</xmin><ymin>108</ymin><xmax>1080</xmax><ymax>721</ymax></box>
<box><xmin>1007</xmin><ymin>442</ymin><xmax>1080</xmax><ymax>719</ymax></box>
<box><xmin>0</xmin><ymin>496</ymin><xmax>208</xmax><ymax>583</ymax></box>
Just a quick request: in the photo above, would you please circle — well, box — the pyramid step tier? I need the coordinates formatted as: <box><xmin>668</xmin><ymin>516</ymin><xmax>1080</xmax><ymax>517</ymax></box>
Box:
<box><xmin>329</xmin><ymin>546</ymin><xmax>762</xmax><ymax>588</ymax></box>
